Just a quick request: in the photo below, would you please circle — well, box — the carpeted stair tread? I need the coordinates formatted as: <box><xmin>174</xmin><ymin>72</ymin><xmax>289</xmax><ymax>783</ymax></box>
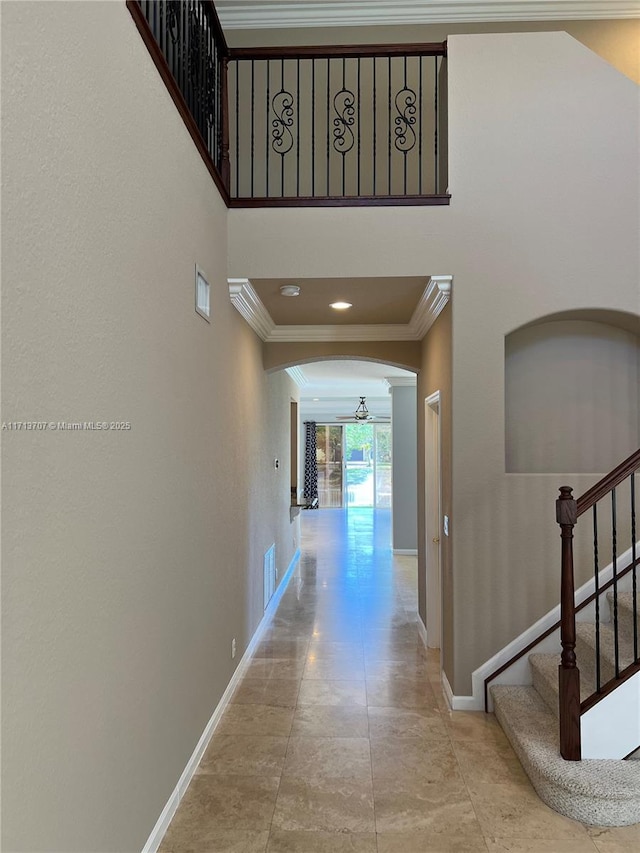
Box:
<box><xmin>491</xmin><ymin>684</ymin><xmax>640</xmax><ymax>826</ymax></box>
<box><xmin>529</xmin><ymin>652</ymin><xmax>593</xmax><ymax>715</ymax></box>
<box><xmin>607</xmin><ymin>590</ymin><xmax>640</xmax><ymax>645</ymax></box>
<box><xmin>576</xmin><ymin>621</ymin><xmax>637</xmax><ymax>685</ymax></box>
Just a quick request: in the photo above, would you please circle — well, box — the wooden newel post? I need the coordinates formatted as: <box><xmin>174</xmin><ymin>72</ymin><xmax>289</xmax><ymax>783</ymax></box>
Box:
<box><xmin>556</xmin><ymin>485</ymin><xmax>581</xmax><ymax>760</ymax></box>
<box><xmin>220</xmin><ymin>55</ymin><xmax>230</xmax><ymax>192</ymax></box>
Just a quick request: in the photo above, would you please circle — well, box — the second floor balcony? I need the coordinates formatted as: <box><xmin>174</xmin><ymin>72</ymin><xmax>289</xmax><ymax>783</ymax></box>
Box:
<box><xmin>128</xmin><ymin>0</ymin><xmax>450</xmax><ymax>207</ymax></box>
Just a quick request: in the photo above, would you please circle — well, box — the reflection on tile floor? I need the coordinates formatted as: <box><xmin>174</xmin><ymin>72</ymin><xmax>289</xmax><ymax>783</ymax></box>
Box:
<box><xmin>160</xmin><ymin>508</ymin><xmax>629</xmax><ymax>853</ymax></box>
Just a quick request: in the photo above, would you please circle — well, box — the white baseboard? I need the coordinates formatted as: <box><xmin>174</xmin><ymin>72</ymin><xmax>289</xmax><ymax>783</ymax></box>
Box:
<box><xmin>393</xmin><ymin>549</ymin><xmax>418</xmax><ymax>556</ymax></box>
<box><xmin>417</xmin><ymin>615</ymin><xmax>428</xmax><ymax>648</ymax></box>
<box><xmin>142</xmin><ymin>548</ymin><xmax>301</xmax><ymax>853</ymax></box>
<box><xmin>442</xmin><ymin>671</ymin><xmax>477</xmax><ymax>711</ymax></box>
<box><xmin>417</xmin><ymin>618</ymin><xmax>478</xmax><ymax>712</ymax></box>
<box><xmin>442</xmin><ymin>671</ymin><xmax>454</xmax><ymax>710</ymax></box>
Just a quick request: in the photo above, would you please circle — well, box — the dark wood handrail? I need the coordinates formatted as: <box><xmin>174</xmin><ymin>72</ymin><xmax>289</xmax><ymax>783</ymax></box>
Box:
<box><xmin>229</xmin><ymin>194</ymin><xmax>451</xmax><ymax>209</ymax></box>
<box><xmin>577</xmin><ymin>449</ymin><xmax>640</xmax><ymax>517</ymax></box>
<box><xmin>229</xmin><ymin>42</ymin><xmax>447</xmax><ymax>61</ymax></box>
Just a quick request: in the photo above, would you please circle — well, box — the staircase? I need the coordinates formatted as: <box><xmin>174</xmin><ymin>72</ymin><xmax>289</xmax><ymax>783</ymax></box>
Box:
<box><xmin>492</xmin><ymin>591</ymin><xmax>640</xmax><ymax>825</ymax></box>
<box><xmin>488</xmin><ymin>449</ymin><xmax>640</xmax><ymax>826</ymax></box>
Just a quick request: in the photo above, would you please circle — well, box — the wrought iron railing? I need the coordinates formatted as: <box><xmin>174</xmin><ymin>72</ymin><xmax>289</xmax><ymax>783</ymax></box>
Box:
<box><xmin>557</xmin><ymin>449</ymin><xmax>640</xmax><ymax>760</ymax></box>
<box><xmin>228</xmin><ymin>45</ymin><xmax>449</xmax><ymax>205</ymax></box>
<box><xmin>127</xmin><ymin>0</ymin><xmax>230</xmax><ymax>197</ymax></box>
<box><xmin>127</xmin><ymin>2</ymin><xmax>449</xmax><ymax>206</ymax></box>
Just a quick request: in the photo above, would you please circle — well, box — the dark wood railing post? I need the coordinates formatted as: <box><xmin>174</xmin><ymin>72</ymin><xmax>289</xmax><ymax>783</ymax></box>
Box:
<box><xmin>220</xmin><ymin>54</ymin><xmax>230</xmax><ymax>192</ymax></box>
<box><xmin>556</xmin><ymin>485</ymin><xmax>581</xmax><ymax>760</ymax></box>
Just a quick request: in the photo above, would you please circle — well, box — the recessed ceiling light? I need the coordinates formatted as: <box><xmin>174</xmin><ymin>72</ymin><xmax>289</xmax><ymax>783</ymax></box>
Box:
<box><xmin>280</xmin><ymin>284</ymin><xmax>300</xmax><ymax>297</ymax></box>
<box><xmin>330</xmin><ymin>301</ymin><xmax>352</xmax><ymax>310</ymax></box>
<box><xmin>313</xmin><ymin>397</ymin><xmax>320</xmax><ymax>401</ymax></box>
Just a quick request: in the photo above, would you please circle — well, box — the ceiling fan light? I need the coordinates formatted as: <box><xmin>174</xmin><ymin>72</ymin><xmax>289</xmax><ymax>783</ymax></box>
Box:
<box><xmin>354</xmin><ymin>396</ymin><xmax>369</xmax><ymax>420</ymax></box>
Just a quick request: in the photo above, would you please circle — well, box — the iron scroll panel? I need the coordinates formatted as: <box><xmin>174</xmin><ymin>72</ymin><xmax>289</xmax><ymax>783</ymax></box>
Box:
<box><xmin>229</xmin><ymin>46</ymin><xmax>446</xmax><ymax>201</ymax></box>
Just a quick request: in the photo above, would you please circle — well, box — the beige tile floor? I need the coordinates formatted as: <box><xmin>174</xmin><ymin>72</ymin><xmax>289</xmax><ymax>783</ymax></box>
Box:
<box><xmin>159</xmin><ymin>509</ymin><xmax>640</xmax><ymax>853</ymax></box>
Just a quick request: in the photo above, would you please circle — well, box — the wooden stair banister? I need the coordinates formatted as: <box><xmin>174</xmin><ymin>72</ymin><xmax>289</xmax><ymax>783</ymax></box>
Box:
<box><xmin>557</xmin><ymin>486</ymin><xmax>581</xmax><ymax>760</ymax></box>
<box><xmin>576</xmin><ymin>450</ymin><xmax>640</xmax><ymax>516</ymax></box>
<box><xmin>484</xmin><ymin>448</ymin><xmax>640</xmax><ymax>762</ymax></box>
<box><xmin>557</xmin><ymin>450</ymin><xmax>639</xmax><ymax>760</ymax></box>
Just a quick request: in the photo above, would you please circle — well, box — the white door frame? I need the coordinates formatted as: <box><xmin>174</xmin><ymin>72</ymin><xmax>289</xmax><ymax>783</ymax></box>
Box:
<box><xmin>424</xmin><ymin>391</ymin><xmax>442</xmax><ymax>652</ymax></box>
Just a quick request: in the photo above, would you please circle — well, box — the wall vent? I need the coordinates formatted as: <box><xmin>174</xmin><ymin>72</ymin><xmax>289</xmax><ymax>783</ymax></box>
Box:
<box><xmin>263</xmin><ymin>544</ymin><xmax>276</xmax><ymax>611</ymax></box>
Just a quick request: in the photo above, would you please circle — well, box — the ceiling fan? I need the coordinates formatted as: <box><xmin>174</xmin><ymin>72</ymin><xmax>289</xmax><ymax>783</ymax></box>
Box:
<box><xmin>335</xmin><ymin>397</ymin><xmax>390</xmax><ymax>423</ymax></box>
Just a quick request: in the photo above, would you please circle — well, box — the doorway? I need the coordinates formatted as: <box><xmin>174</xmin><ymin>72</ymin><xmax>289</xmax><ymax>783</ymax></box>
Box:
<box><xmin>316</xmin><ymin>423</ymin><xmax>392</xmax><ymax>509</ymax></box>
<box><xmin>425</xmin><ymin>392</ymin><xmax>442</xmax><ymax>651</ymax></box>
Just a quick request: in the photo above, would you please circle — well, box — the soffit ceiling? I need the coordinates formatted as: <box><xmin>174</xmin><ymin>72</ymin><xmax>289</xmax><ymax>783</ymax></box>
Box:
<box><xmin>228</xmin><ymin>274</ymin><xmax>451</xmax><ymax>341</ymax></box>
<box><xmin>251</xmin><ymin>276</ymin><xmax>427</xmax><ymax>325</ymax></box>
<box><xmin>216</xmin><ymin>1</ymin><xmax>638</xmax><ymax>29</ymax></box>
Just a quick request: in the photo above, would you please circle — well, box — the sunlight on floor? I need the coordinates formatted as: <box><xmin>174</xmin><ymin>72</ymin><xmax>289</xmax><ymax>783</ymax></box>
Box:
<box><xmin>159</xmin><ymin>509</ymin><xmax>638</xmax><ymax>853</ymax></box>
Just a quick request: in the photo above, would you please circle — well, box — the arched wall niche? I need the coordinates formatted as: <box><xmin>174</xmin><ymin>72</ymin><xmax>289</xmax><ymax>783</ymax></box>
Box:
<box><xmin>505</xmin><ymin>310</ymin><xmax>640</xmax><ymax>475</ymax></box>
<box><xmin>506</xmin><ymin>308</ymin><xmax>640</xmax><ymax>338</ymax></box>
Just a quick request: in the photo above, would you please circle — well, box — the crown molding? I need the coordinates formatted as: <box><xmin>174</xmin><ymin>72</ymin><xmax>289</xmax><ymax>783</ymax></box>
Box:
<box><xmin>285</xmin><ymin>365</ymin><xmax>308</xmax><ymax>386</ymax></box>
<box><xmin>228</xmin><ymin>275</ymin><xmax>452</xmax><ymax>342</ymax></box>
<box><xmin>228</xmin><ymin>278</ymin><xmax>275</xmax><ymax>339</ymax></box>
<box><xmin>216</xmin><ymin>1</ymin><xmax>639</xmax><ymax>29</ymax></box>
<box><xmin>384</xmin><ymin>377</ymin><xmax>418</xmax><ymax>387</ymax></box>
<box><xmin>409</xmin><ymin>275</ymin><xmax>452</xmax><ymax>339</ymax></box>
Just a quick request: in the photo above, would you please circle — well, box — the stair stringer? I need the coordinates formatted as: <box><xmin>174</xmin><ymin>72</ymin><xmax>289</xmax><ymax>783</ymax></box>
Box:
<box><xmin>581</xmin><ymin>669</ymin><xmax>640</xmax><ymax>759</ymax></box>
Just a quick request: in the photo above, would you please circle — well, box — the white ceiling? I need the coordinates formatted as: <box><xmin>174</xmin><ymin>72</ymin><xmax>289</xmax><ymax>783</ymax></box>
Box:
<box><xmin>293</xmin><ymin>360</ymin><xmax>416</xmax><ymax>421</ymax></box>
<box><xmin>216</xmin><ymin>1</ymin><xmax>639</xmax><ymax>29</ymax></box>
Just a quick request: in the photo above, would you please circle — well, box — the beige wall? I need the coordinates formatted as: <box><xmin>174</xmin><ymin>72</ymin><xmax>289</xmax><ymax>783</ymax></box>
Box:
<box><xmin>1</xmin><ymin>3</ymin><xmax>297</xmax><ymax>850</ymax></box>
<box><xmin>446</xmin><ymin>33</ymin><xmax>639</xmax><ymax>694</ymax></box>
<box><xmin>264</xmin><ymin>341</ymin><xmax>422</xmax><ymax>371</ymax></box>
<box><xmin>417</xmin><ymin>304</ymin><xmax>453</xmax><ymax>681</ymax></box>
<box><xmin>227</xmin><ymin>18</ymin><xmax>640</xmax><ymax>85</ymax></box>
<box><xmin>229</xmin><ymin>32</ymin><xmax>639</xmax><ymax>695</ymax></box>
<box><xmin>505</xmin><ymin>320</ymin><xmax>640</xmax><ymax>474</ymax></box>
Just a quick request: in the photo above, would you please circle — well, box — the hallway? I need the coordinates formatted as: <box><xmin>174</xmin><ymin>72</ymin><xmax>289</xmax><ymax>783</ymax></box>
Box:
<box><xmin>159</xmin><ymin>510</ymin><xmax>634</xmax><ymax>853</ymax></box>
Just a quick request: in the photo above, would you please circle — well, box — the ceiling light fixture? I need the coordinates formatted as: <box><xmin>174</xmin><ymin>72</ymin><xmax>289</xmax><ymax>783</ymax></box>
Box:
<box><xmin>280</xmin><ymin>284</ymin><xmax>300</xmax><ymax>297</ymax></box>
<box><xmin>354</xmin><ymin>396</ymin><xmax>370</xmax><ymax>421</ymax></box>
<box><xmin>330</xmin><ymin>301</ymin><xmax>352</xmax><ymax>310</ymax></box>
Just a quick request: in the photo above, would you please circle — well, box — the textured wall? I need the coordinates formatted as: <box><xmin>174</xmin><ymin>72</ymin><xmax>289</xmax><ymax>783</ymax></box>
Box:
<box><xmin>1</xmin><ymin>3</ymin><xmax>297</xmax><ymax>850</ymax></box>
<box><xmin>505</xmin><ymin>320</ymin><xmax>640</xmax><ymax>474</ymax></box>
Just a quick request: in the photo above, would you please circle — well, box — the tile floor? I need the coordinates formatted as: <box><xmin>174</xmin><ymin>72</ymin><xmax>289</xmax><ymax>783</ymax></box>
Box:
<box><xmin>159</xmin><ymin>509</ymin><xmax>640</xmax><ymax>853</ymax></box>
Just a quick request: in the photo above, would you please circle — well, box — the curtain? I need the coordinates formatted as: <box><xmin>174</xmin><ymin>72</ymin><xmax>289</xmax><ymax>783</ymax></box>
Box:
<box><xmin>302</xmin><ymin>421</ymin><xmax>318</xmax><ymax>508</ymax></box>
